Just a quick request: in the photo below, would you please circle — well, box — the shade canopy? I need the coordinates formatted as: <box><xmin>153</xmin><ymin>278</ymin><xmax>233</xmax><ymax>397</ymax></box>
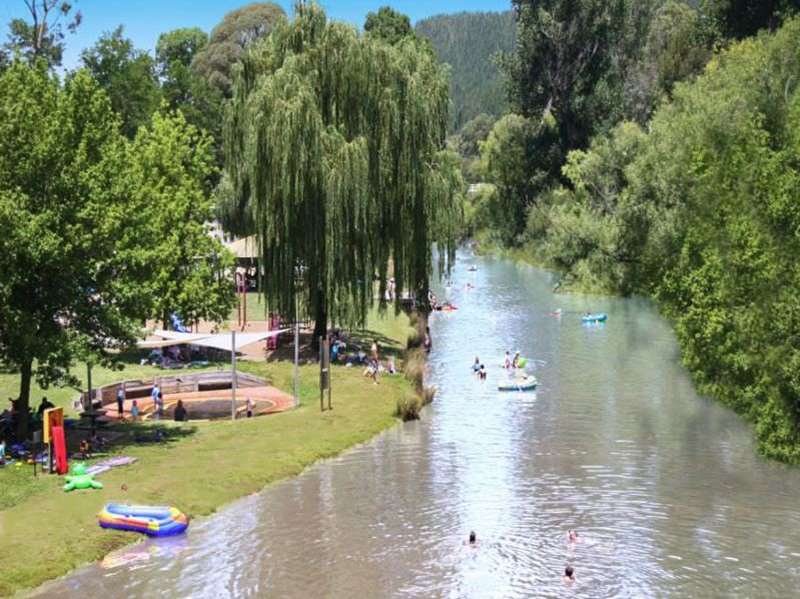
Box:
<box><xmin>138</xmin><ymin>329</ymin><xmax>290</xmax><ymax>353</ymax></box>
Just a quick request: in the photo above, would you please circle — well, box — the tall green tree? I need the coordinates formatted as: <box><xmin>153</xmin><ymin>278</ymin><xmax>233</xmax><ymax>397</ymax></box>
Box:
<box><xmin>2</xmin><ymin>0</ymin><xmax>82</xmax><ymax>68</ymax></box>
<box><xmin>480</xmin><ymin>113</ymin><xmax>561</xmax><ymax>244</ymax></box>
<box><xmin>191</xmin><ymin>2</ymin><xmax>286</xmax><ymax>97</ymax></box>
<box><xmin>0</xmin><ymin>62</ymin><xmax>147</xmax><ymax>438</ymax></box>
<box><xmin>224</xmin><ymin>2</ymin><xmax>462</xmax><ymax>342</ymax></box>
<box><xmin>502</xmin><ymin>0</ymin><xmax>628</xmax><ymax>152</ymax></box>
<box><xmin>156</xmin><ymin>28</ymin><xmax>223</xmax><ymax>168</ymax></box>
<box><xmin>364</xmin><ymin>6</ymin><xmax>413</xmax><ymax>45</ymax></box>
<box><xmin>81</xmin><ymin>26</ymin><xmax>161</xmax><ymax>138</ymax></box>
<box><xmin>130</xmin><ymin>108</ymin><xmax>235</xmax><ymax>328</ymax></box>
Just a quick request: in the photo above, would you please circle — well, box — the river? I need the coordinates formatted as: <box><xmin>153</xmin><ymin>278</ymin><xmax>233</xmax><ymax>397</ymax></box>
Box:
<box><xmin>34</xmin><ymin>253</ymin><xmax>800</xmax><ymax>597</ymax></box>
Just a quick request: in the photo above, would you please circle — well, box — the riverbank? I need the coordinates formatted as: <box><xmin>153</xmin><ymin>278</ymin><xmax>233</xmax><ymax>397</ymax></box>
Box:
<box><xmin>0</xmin><ymin>311</ymin><xmax>418</xmax><ymax>598</ymax></box>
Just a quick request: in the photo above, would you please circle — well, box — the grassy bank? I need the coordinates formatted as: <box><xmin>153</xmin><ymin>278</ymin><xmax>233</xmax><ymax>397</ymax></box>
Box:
<box><xmin>0</xmin><ymin>311</ymin><xmax>416</xmax><ymax>597</ymax></box>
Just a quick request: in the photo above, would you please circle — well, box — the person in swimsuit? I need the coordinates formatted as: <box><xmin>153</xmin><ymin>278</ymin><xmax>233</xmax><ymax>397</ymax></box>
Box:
<box><xmin>563</xmin><ymin>565</ymin><xmax>575</xmax><ymax>584</ymax></box>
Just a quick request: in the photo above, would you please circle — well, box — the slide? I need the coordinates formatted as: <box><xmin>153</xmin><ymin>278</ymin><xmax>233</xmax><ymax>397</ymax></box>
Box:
<box><xmin>52</xmin><ymin>425</ymin><xmax>68</xmax><ymax>475</ymax></box>
<box><xmin>170</xmin><ymin>313</ymin><xmax>189</xmax><ymax>333</ymax></box>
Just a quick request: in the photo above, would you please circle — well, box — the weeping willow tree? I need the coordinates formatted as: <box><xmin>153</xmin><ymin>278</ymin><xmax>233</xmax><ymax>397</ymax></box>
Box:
<box><xmin>224</xmin><ymin>2</ymin><xmax>463</xmax><ymax>342</ymax></box>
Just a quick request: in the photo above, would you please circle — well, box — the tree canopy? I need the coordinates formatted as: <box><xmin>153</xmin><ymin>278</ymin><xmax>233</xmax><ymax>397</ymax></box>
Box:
<box><xmin>0</xmin><ymin>60</ymin><xmax>232</xmax><ymax>438</ymax></box>
<box><xmin>224</xmin><ymin>2</ymin><xmax>463</xmax><ymax>341</ymax></box>
<box><xmin>0</xmin><ymin>62</ymin><xmax>143</xmax><ymax>437</ymax></box>
<box><xmin>364</xmin><ymin>6</ymin><xmax>413</xmax><ymax>45</ymax></box>
<box><xmin>81</xmin><ymin>26</ymin><xmax>161</xmax><ymax>138</ymax></box>
<box><xmin>191</xmin><ymin>2</ymin><xmax>286</xmax><ymax>96</ymax></box>
<box><xmin>1</xmin><ymin>0</ymin><xmax>82</xmax><ymax>69</ymax></box>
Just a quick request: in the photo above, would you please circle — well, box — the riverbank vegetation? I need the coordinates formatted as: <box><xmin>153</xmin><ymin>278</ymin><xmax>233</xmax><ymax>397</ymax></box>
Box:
<box><xmin>467</xmin><ymin>0</ymin><xmax>800</xmax><ymax>462</ymax></box>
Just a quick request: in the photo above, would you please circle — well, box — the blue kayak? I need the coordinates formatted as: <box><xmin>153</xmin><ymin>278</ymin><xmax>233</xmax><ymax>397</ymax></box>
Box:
<box><xmin>582</xmin><ymin>313</ymin><xmax>608</xmax><ymax>323</ymax></box>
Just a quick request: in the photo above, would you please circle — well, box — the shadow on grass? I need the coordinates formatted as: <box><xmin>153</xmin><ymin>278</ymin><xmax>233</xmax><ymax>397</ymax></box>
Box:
<box><xmin>71</xmin><ymin>420</ymin><xmax>199</xmax><ymax>457</ymax></box>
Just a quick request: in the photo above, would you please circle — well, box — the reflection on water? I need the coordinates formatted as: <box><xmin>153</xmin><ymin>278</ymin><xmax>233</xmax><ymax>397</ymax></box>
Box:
<box><xmin>34</xmin><ymin>253</ymin><xmax>800</xmax><ymax>598</ymax></box>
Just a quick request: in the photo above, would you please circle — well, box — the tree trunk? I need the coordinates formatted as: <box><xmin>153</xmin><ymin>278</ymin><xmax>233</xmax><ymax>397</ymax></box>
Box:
<box><xmin>16</xmin><ymin>359</ymin><xmax>33</xmax><ymax>440</ymax></box>
<box><xmin>312</xmin><ymin>301</ymin><xmax>327</xmax><ymax>353</ymax></box>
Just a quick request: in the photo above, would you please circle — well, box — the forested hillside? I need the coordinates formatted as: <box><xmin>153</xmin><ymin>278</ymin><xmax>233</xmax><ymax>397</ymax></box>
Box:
<box><xmin>415</xmin><ymin>11</ymin><xmax>515</xmax><ymax>130</ymax></box>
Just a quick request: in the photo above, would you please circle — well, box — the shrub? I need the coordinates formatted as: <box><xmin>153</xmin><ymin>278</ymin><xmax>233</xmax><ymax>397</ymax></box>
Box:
<box><xmin>404</xmin><ymin>347</ymin><xmax>426</xmax><ymax>391</ymax></box>
<box><xmin>395</xmin><ymin>392</ymin><xmax>422</xmax><ymax>421</ymax></box>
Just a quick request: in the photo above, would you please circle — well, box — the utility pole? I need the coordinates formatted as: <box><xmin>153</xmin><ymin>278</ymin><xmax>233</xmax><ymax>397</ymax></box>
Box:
<box><xmin>293</xmin><ymin>296</ymin><xmax>299</xmax><ymax>408</ymax></box>
<box><xmin>231</xmin><ymin>330</ymin><xmax>237</xmax><ymax>420</ymax></box>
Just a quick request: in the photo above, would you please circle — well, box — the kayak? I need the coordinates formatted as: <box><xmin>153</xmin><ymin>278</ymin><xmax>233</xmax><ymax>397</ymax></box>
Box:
<box><xmin>498</xmin><ymin>375</ymin><xmax>538</xmax><ymax>392</ymax></box>
<box><xmin>98</xmin><ymin>503</ymin><xmax>189</xmax><ymax>537</ymax></box>
<box><xmin>582</xmin><ymin>313</ymin><xmax>608</xmax><ymax>323</ymax></box>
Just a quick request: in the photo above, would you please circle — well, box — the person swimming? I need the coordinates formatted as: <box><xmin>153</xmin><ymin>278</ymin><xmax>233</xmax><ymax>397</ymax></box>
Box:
<box><xmin>563</xmin><ymin>565</ymin><xmax>575</xmax><ymax>584</ymax></box>
<box><xmin>472</xmin><ymin>357</ymin><xmax>481</xmax><ymax>373</ymax></box>
<box><xmin>479</xmin><ymin>364</ymin><xmax>487</xmax><ymax>380</ymax></box>
<box><xmin>567</xmin><ymin>530</ymin><xmax>580</xmax><ymax>544</ymax></box>
<box><xmin>468</xmin><ymin>531</ymin><xmax>477</xmax><ymax>545</ymax></box>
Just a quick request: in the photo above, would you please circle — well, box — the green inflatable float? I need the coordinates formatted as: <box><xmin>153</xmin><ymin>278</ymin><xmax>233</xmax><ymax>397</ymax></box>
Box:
<box><xmin>63</xmin><ymin>462</ymin><xmax>103</xmax><ymax>492</ymax></box>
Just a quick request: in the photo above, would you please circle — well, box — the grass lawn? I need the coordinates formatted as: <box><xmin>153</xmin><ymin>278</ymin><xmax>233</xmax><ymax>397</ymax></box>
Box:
<box><xmin>0</xmin><ymin>310</ymin><xmax>416</xmax><ymax>597</ymax></box>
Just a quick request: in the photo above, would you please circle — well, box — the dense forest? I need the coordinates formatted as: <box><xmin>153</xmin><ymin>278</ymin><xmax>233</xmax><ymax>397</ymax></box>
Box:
<box><xmin>415</xmin><ymin>11</ymin><xmax>515</xmax><ymax>131</ymax></box>
<box><xmin>469</xmin><ymin>0</ymin><xmax>800</xmax><ymax>462</ymax></box>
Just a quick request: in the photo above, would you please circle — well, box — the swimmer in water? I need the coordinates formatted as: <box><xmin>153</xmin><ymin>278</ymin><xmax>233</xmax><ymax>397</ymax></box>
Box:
<box><xmin>472</xmin><ymin>356</ymin><xmax>481</xmax><ymax>373</ymax></box>
<box><xmin>468</xmin><ymin>531</ymin><xmax>477</xmax><ymax>545</ymax></box>
<box><xmin>563</xmin><ymin>565</ymin><xmax>575</xmax><ymax>584</ymax></box>
<box><xmin>567</xmin><ymin>530</ymin><xmax>579</xmax><ymax>544</ymax></box>
<box><xmin>479</xmin><ymin>364</ymin><xmax>487</xmax><ymax>380</ymax></box>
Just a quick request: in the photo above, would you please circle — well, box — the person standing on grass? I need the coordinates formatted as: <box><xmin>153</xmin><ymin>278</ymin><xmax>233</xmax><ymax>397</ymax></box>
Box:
<box><xmin>173</xmin><ymin>400</ymin><xmax>187</xmax><ymax>422</ymax></box>
<box><xmin>370</xmin><ymin>339</ymin><xmax>381</xmax><ymax>384</ymax></box>
<box><xmin>116</xmin><ymin>387</ymin><xmax>125</xmax><ymax>419</ymax></box>
<box><xmin>151</xmin><ymin>383</ymin><xmax>161</xmax><ymax>421</ymax></box>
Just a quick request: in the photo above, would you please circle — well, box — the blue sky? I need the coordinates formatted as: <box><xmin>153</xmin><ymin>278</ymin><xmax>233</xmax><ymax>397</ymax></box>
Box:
<box><xmin>0</xmin><ymin>1</ymin><xmax>511</xmax><ymax>70</ymax></box>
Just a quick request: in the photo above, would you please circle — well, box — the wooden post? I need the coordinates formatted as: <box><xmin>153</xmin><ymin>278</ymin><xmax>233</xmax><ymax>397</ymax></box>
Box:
<box><xmin>327</xmin><ymin>339</ymin><xmax>332</xmax><ymax>411</ymax></box>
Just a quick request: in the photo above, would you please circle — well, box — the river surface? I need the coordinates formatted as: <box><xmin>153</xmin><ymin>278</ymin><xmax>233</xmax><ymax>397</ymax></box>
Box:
<box><xmin>34</xmin><ymin>254</ymin><xmax>800</xmax><ymax>598</ymax></box>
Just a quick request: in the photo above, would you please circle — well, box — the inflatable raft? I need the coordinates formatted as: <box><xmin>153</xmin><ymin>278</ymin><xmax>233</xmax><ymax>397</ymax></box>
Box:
<box><xmin>582</xmin><ymin>313</ymin><xmax>608</xmax><ymax>323</ymax></box>
<box><xmin>98</xmin><ymin>503</ymin><xmax>189</xmax><ymax>537</ymax></box>
<box><xmin>498</xmin><ymin>376</ymin><xmax>538</xmax><ymax>392</ymax></box>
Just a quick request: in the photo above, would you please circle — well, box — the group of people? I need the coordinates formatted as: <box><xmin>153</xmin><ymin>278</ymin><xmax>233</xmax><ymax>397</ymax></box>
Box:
<box><xmin>114</xmin><ymin>383</ymin><xmax>188</xmax><ymax>422</ymax></box>
<box><xmin>503</xmin><ymin>351</ymin><xmax>523</xmax><ymax>370</ymax></box>
<box><xmin>362</xmin><ymin>340</ymin><xmax>398</xmax><ymax>383</ymax></box>
<box><xmin>466</xmin><ymin>530</ymin><xmax>580</xmax><ymax>586</ymax></box>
